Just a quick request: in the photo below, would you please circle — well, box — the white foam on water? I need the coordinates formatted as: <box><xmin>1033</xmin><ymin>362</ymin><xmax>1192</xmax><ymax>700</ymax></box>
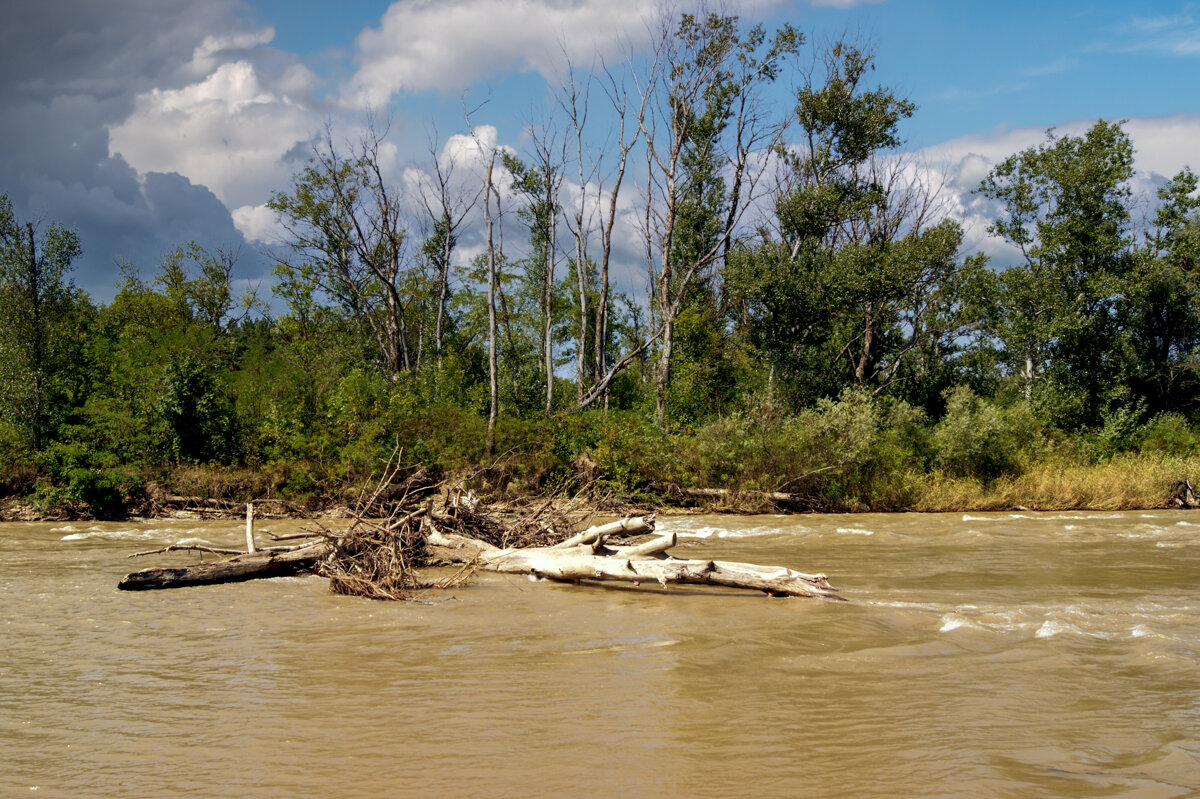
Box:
<box><xmin>939</xmin><ymin>614</ymin><xmax>975</xmax><ymax>632</ymax></box>
<box><xmin>1119</xmin><ymin>529</ymin><xmax>1161</xmax><ymax>539</ymax></box>
<box><xmin>835</xmin><ymin>527</ymin><xmax>874</xmax><ymax>536</ymax></box>
<box><xmin>1174</xmin><ymin>520</ymin><xmax>1200</xmax><ymax>528</ymax></box>
<box><xmin>1035</xmin><ymin>619</ymin><xmax>1075</xmax><ymax>638</ymax></box>
<box><xmin>60</xmin><ymin>528</ymin><xmax>174</xmax><ymax>542</ymax></box>
<box><xmin>671</xmin><ymin>526</ymin><xmax>715</xmax><ymax>539</ymax></box>
<box><xmin>174</xmin><ymin>537</ymin><xmax>216</xmax><ymax>547</ymax></box>
<box><xmin>716</xmin><ymin>527</ymin><xmax>780</xmax><ymax>539</ymax></box>
<box><xmin>963</xmin><ymin>512</ymin><xmax>1125</xmax><ymax>522</ymax></box>
<box><xmin>961</xmin><ymin>513</ymin><xmax>1036</xmax><ymax>522</ymax></box>
<box><xmin>1049</xmin><ymin>513</ymin><xmax>1123</xmax><ymax>520</ymax></box>
<box><xmin>1063</xmin><ymin>524</ymin><xmax>1080</xmax><ymax>531</ymax></box>
<box><xmin>664</xmin><ymin>520</ymin><xmax>805</xmax><ymax>539</ymax></box>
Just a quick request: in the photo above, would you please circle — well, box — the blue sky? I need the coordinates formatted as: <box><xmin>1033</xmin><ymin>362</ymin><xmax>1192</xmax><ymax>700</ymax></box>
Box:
<box><xmin>2</xmin><ymin>0</ymin><xmax>1197</xmax><ymax>298</ymax></box>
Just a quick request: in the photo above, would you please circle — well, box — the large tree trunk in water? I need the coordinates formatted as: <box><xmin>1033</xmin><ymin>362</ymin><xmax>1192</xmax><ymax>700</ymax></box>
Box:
<box><xmin>119</xmin><ymin>515</ymin><xmax>841</xmax><ymax>599</ymax></box>
<box><xmin>424</xmin><ymin>520</ymin><xmax>839</xmax><ymax>599</ymax></box>
<box><xmin>118</xmin><ymin>545</ymin><xmax>325</xmax><ymax>590</ymax></box>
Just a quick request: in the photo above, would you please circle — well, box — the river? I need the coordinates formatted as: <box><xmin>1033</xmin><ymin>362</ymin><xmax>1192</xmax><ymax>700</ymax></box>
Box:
<box><xmin>2</xmin><ymin>511</ymin><xmax>1198</xmax><ymax>797</ymax></box>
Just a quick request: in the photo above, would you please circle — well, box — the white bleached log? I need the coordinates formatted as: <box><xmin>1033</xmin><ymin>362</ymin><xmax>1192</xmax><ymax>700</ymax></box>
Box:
<box><xmin>426</xmin><ymin>521</ymin><xmax>840</xmax><ymax>600</ymax></box>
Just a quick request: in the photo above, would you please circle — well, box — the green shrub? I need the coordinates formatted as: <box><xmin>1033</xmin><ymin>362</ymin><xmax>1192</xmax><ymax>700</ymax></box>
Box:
<box><xmin>33</xmin><ymin>441</ymin><xmax>142</xmax><ymax>516</ymax></box>
<box><xmin>933</xmin><ymin>386</ymin><xmax>1031</xmax><ymax>480</ymax></box>
<box><xmin>1139</xmin><ymin>413</ymin><xmax>1200</xmax><ymax>456</ymax></box>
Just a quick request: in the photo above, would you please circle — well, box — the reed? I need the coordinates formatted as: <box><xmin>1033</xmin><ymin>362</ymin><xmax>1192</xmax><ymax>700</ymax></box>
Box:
<box><xmin>911</xmin><ymin>453</ymin><xmax>1200</xmax><ymax>512</ymax></box>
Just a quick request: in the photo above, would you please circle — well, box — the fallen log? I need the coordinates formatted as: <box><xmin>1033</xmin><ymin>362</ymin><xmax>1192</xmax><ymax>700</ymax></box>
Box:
<box><xmin>118</xmin><ymin>513</ymin><xmax>842</xmax><ymax>600</ymax></box>
<box><xmin>425</xmin><ymin>523</ymin><xmax>841</xmax><ymax>600</ymax></box>
<box><xmin>649</xmin><ymin>483</ymin><xmax>811</xmax><ymax>506</ymax></box>
<box><xmin>118</xmin><ymin>544</ymin><xmax>327</xmax><ymax>590</ymax></box>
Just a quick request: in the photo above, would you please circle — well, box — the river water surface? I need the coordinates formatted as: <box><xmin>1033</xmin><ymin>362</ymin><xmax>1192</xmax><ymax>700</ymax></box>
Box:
<box><xmin>2</xmin><ymin>511</ymin><xmax>1199</xmax><ymax>797</ymax></box>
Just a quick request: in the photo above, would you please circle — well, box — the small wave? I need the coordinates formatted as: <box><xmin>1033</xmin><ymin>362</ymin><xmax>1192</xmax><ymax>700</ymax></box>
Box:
<box><xmin>1050</xmin><ymin>513</ymin><xmax>1123</xmax><ymax>520</ymax></box>
<box><xmin>961</xmin><ymin>513</ymin><xmax>1030</xmax><ymax>522</ymax></box>
<box><xmin>835</xmin><ymin>527</ymin><xmax>874</xmax><ymax>536</ymax></box>
<box><xmin>60</xmin><ymin>528</ymin><xmax>166</xmax><ymax>542</ymax></box>
<box><xmin>962</xmin><ymin>512</ymin><xmax>1125</xmax><ymax>522</ymax></box>
<box><xmin>666</xmin><ymin>522</ymin><xmax>801</xmax><ymax>539</ymax></box>
<box><xmin>867</xmin><ymin>600</ymin><xmax>946</xmax><ymax>611</ymax></box>
<box><xmin>174</xmin><ymin>537</ymin><xmax>216</xmax><ymax>547</ymax></box>
<box><xmin>1035</xmin><ymin>620</ymin><xmax>1076</xmax><ymax>638</ymax></box>
<box><xmin>939</xmin><ymin>614</ymin><xmax>976</xmax><ymax>632</ymax></box>
<box><xmin>1174</xmin><ymin>520</ymin><xmax>1200</xmax><ymax>528</ymax></box>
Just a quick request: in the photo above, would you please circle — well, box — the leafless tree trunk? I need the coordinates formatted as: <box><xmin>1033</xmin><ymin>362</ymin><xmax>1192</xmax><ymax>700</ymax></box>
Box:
<box><xmin>591</xmin><ymin>62</ymin><xmax>646</xmax><ymax>406</ymax></box>
<box><xmin>417</xmin><ymin>132</ymin><xmax>482</xmax><ymax>376</ymax></box>
<box><xmin>483</xmin><ymin>150</ymin><xmax>500</xmax><ymax>455</ymax></box>
<box><xmin>271</xmin><ymin>119</ymin><xmax>417</xmax><ymax>380</ymax></box>
<box><xmin>562</xmin><ymin>72</ymin><xmax>593</xmax><ymax>405</ymax></box>
<box><xmin>634</xmin><ymin>14</ymin><xmax>799</xmax><ymax>424</ymax></box>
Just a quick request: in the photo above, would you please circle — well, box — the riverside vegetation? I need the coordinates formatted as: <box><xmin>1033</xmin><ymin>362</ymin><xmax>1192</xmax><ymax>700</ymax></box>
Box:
<box><xmin>2</xmin><ymin>15</ymin><xmax>1200</xmax><ymax>520</ymax></box>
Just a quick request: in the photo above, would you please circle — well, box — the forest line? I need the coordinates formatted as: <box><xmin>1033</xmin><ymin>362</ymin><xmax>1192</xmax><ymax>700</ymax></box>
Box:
<box><xmin>2</xmin><ymin>14</ymin><xmax>1199</xmax><ymax>517</ymax></box>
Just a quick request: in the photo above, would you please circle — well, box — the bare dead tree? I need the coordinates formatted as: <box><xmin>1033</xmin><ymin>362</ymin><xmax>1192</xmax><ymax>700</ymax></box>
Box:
<box><xmin>561</xmin><ymin>64</ymin><xmax>598</xmax><ymax>404</ymax></box>
<box><xmin>269</xmin><ymin>117</ymin><xmax>417</xmax><ymax>379</ymax></box>
<box><xmin>634</xmin><ymin>12</ymin><xmax>801</xmax><ymax>423</ymax></box>
<box><xmin>417</xmin><ymin>129</ymin><xmax>483</xmax><ymax>375</ymax></box>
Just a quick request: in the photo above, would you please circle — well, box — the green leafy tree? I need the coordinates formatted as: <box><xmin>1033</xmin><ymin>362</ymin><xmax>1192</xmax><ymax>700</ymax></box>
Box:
<box><xmin>642</xmin><ymin>12</ymin><xmax>801</xmax><ymax>424</ymax></box>
<box><xmin>977</xmin><ymin>120</ymin><xmax>1134</xmax><ymax>425</ymax></box>
<box><xmin>159</xmin><ymin>352</ymin><xmax>238</xmax><ymax>463</ymax></box>
<box><xmin>726</xmin><ymin>40</ymin><xmax>972</xmax><ymax>408</ymax></box>
<box><xmin>1118</xmin><ymin>167</ymin><xmax>1200</xmax><ymax>414</ymax></box>
<box><xmin>0</xmin><ymin>194</ymin><xmax>89</xmax><ymax>452</ymax></box>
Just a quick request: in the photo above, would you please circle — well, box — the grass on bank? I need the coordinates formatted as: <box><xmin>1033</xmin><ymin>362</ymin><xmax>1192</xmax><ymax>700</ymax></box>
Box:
<box><xmin>911</xmin><ymin>453</ymin><xmax>1200</xmax><ymax>512</ymax></box>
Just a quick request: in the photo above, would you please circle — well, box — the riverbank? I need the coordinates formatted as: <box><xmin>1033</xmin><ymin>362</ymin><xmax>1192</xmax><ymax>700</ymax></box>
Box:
<box><xmin>4</xmin><ymin>450</ymin><xmax>1198</xmax><ymax>522</ymax></box>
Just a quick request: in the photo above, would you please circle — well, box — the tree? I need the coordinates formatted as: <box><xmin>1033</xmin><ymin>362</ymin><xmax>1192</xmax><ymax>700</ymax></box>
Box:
<box><xmin>0</xmin><ymin>194</ymin><xmax>87</xmax><ymax>452</ymax></box>
<box><xmin>505</xmin><ymin>132</ymin><xmax>564</xmax><ymax>417</ymax></box>
<box><xmin>556</xmin><ymin>54</ymin><xmax>658</xmax><ymax>410</ymax></box>
<box><xmin>638</xmin><ymin>12</ymin><xmax>802</xmax><ymax>423</ymax></box>
<box><xmin>159</xmin><ymin>352</ymin><xmax>238</xmax><ymax>463</ymax></box>
<box><xmin>977</xmin><ymin>120</ymin><xmax>1134</xmax><ymax>424</ymax></box>
<box><xmin>1118</xmin><ymin>167</ymin><xmax>1200</xmax><ymax>413</ymax></box>
<box><xmin>725</xmin><ymin>39</ymin><xmax>966</xmax><ymax>407</ymax></box>
<box><xmin>417</xmin><ymin>132</ymin><xmax>482</xmax><ymax>376</ymax></box>
<box><xmin>270</xmin><ymin>121</ymin><xmax>417</xmax><ymax>379</ymax></box>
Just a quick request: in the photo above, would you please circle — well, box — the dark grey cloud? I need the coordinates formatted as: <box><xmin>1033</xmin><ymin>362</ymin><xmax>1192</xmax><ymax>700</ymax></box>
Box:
<box><xmin>0</xmin><ymin>0</ymin><xmax>271</xmax><ymax>300</ymax></box>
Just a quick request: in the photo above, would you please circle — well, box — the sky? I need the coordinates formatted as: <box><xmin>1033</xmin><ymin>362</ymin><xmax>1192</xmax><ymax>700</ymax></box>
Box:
<box><xmin>2</xmin><ymin>0</ymin><xmax>1198</xmax><ymax>300</ymax></box>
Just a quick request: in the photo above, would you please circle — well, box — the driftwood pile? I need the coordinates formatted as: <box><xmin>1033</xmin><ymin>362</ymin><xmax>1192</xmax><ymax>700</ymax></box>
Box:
<box><xmin>119</xmin><ymin>489</ymin><xmax>842</xmax><ymax>601</ymax></box>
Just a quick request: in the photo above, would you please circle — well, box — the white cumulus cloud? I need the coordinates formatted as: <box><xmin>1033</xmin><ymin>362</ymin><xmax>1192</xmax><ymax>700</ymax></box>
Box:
<box><xmin>109</xmin><ymin>59</ymin><xmax>320</xmax><ymax>220</ymax></box>
<box><xmin>341</xmin><ymin>0</ymin><xmax>796</xmax><ymax>107</ymax></box>
<box><xmin>914</xmin><ymin>112</ymin><xmax>1200</xmax><ymax>263</ymax></box>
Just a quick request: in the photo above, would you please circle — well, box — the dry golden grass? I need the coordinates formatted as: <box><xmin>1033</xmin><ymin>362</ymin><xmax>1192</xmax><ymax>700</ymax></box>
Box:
<box><xmin>911</xmin><ymin>453</ymin><xmax>1200</xmax><ymax>512</ymax></box>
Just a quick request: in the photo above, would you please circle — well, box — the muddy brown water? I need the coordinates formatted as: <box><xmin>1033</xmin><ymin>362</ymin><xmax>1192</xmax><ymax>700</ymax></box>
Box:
<box><xmin>2</xmin><ymin>511</ymin><xmax>1199</xmax><ymax>797</ymax></box>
